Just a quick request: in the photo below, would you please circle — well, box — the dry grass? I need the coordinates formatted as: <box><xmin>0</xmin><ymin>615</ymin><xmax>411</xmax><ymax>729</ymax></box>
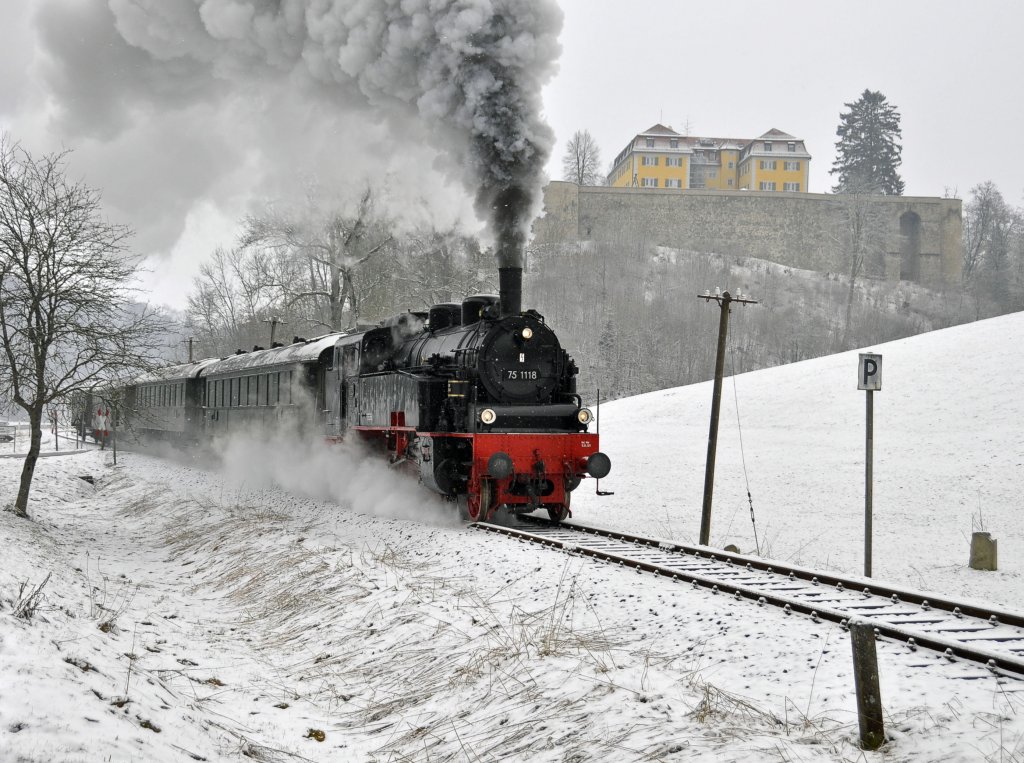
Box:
<box><xmin>12</xmin><ymin>572</ymin><xmax>51</xmax><ymax>620</ymax></box>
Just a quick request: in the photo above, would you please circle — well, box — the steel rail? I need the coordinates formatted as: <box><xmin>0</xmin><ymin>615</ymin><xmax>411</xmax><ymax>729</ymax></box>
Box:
<box><xmin>473</xmin><ymin>517</ymin><xmax>1024</xmax><ymax>679</ymax></box>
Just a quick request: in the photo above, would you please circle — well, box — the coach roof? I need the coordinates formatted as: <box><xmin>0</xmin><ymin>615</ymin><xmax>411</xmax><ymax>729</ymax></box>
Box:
<box><xmin>201</xmin><ymin>333</ymin><xmax>346</xmax><ymax>377</ymax></box>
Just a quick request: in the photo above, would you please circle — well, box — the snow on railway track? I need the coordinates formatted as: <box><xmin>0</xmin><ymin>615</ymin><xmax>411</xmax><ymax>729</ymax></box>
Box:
<box><xmin>475</xmin><ymin>516</ymin><xmax>1024</xmax><ymax>679</ymax></box>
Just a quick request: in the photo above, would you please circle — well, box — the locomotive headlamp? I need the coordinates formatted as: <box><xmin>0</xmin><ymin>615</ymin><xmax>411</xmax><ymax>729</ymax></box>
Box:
<box><xmin>520</xmin><ymin>327</ymin><xmax>534</xmax><ymax>341</ymax></box>
<box><xmin>577</xmin><ymin>408</ymin><xmax>594</xmax><ymax>425</ymax></box>
<box><xmin>479</xmin><ymin>408</ymin><xmax>497</xmax><ymax>425</ymax></box>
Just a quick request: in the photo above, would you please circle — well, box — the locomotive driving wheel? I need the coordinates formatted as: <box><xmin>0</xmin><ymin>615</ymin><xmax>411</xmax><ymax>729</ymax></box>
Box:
<box><xmin>460</xmin><ymin>478</ymin><xmax>496</xmax><ymax>522</ymax></box>
<box><xmin>547</xmin><ymin>491</ymin><xmax>571</xmax><ymax>523</ymax></box>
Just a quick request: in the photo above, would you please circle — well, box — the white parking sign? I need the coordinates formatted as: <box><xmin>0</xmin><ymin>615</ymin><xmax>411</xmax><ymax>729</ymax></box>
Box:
<box><xmin>858</xmin><ymin>353</ymin><xmax>882</xmax><ymax>391</ymax></box>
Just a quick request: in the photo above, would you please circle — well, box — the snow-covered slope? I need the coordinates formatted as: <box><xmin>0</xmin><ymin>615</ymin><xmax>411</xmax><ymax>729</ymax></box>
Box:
<box><xmin>574</xmin><ymin>310</ymin><xmax>1024</xmax><ymax>608</ymax></box>
<box><xmin>2</xmin><ymin>313</ymin><xmax>1023</xmax><ymax>762</ymax></box>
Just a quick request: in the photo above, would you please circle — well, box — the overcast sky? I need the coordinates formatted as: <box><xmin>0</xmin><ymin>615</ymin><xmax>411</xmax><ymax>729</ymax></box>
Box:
<box><xmin>545</xmin><ymin>0</ymin><xmax>1024</xmax><ymax>200</ymax></box>
<box><xmin>2</xmin><ymin>1</ymin><xmax>1022</xmax><ymax>311</ymax></box>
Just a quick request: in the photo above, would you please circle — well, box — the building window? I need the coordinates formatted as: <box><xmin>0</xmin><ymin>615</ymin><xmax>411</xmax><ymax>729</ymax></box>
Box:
<box><xmin>759</xmin><ymin>181</ymin><xmax>777</xmax><ymax>191</ymax></box>
<box><xmin>642</xmin><ymin>177</ymin><xmax>658</xmax><ymax>188</ymax></box>
<box><xmin>645</xmin><ymin>137</ymin><xmax>655</xmax><ymax>148</ymax></box>
<box><xmin>784</xmin><ymin>182</ymin><xmax>800</xmax><ymax>191</ymax></box>
<box><xmin>641</xmin><ymin>155</ymin><xmax>659</xmax><ymax>166</ymax></box>
<box><xmin>763</xmin><ymin>142</ymin><xmax>772</xmax><ymax>151</ymax></box>
<box><xmin>759</xmin><ymin>160</ymin><xmax>777</xmax><ymax>170</ymax></box>
<box><xmin>788</xmin><ymin>142</ymin><xmax>796</xmax><ymax>152</ymax></box>
<box><xmin>669</xmin><ymin>138</ymin><xmax>679</xmax><ymax>148</ymax></box>
<box><xmin>728</xmin><ymin>161</ymin><xmax>735</xmax><ymax>169</ymax></box>
<box><xmin>728</xmin><ymin>178</ymin><xmax>734</xmax><ymax>186</ymax></box>
<box><xmin>665</xmin><ymin>156</ymin><xmax>683</xmax><ymax>167</ymax></box>
<box><xmin>784</xmin><ymin>161</ymin><xmax>801</xmax><ymax>171</ymax></box>
<box><xmin>665</xmin><ymin>178</ymin><xmax>681</xmax><ymax>188</ymax></box>
<box><xmin>707</xmin><ymin>169</ymin><xmax>717</xmax><ymax>179</ymax></box>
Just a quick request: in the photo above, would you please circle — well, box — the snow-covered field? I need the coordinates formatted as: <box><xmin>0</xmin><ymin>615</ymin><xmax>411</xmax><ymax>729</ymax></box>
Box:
<box><xmin>2</xmin><ymin>313</ymin><xmax>1023</xmax><ymax>762</ymax></box>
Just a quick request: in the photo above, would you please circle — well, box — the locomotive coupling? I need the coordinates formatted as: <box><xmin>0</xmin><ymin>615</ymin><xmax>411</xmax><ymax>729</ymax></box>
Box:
<box><xmin>585</xmin><ymin>452</ymin><xmax>612</xmax><ymax>479</ymax></box>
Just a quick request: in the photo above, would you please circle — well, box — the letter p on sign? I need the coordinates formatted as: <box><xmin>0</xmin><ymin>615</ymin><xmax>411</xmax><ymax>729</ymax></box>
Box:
<box><xmin>858</xmin><ymin>353</ymin><xmax>882</xmax><ymax>391</ymax></box>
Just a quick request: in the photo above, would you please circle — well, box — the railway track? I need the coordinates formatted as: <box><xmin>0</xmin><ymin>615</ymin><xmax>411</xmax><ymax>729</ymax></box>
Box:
<box><xmin>474</xmin><ymin>515</ymin><xmax>1024</xmax><ymax>679</ymax></box>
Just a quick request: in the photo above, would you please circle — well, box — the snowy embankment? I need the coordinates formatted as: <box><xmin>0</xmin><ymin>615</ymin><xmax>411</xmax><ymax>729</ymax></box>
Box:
<box><xmin>576</xmin><ymin>310</ymin><xmax>1024</xmax><ymax>609</ymax></box>
<box><xmin>1</xmin><ymin>313</ymin><xmax>1023</xmax><ymax>762</ymax></box>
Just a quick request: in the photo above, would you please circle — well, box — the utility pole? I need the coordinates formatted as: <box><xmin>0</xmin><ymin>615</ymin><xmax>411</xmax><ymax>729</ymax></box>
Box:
<box><xmin>697</xmin><ymin>288</ymin><xmax>758</xmax><ymax>546</ymax></box>
<box><xmin>263</xmin><ymin>316</ymin><xmax>287</xmax><ymax>346</ymax></box>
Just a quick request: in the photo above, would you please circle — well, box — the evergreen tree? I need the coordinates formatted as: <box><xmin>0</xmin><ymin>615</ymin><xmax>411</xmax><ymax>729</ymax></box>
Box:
<box><xmin>830</xmin><ymin>89</ymin><xmax>905</xmax><ymax>195</ymax></box>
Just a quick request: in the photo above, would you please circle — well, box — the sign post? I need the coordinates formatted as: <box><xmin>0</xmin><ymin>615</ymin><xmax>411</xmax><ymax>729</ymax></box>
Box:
<box><xmin>857</xmin><ymin>353</ymin><xmax>882</xmax><ymax>577</ymax></box>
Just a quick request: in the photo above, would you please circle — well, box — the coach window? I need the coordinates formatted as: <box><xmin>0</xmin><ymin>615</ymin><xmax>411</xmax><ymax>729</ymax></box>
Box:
<box><xmin>269</xmin><ymin>372</ymin><xmax>279</xmax><ymax>404</ymax></box>
<box><xmin>229</xmin><ymin>378</ymin><xmax>237</xmax><ymax>407</ymax></box>
<box><xmin>248</xmin><ymin>376</ymin><xmax>255</xmax><ymax>406</ymax></box>
<box><xmin>287</xmin><ymin>370</ymin><xmax>294</xmax><ymax>404</ymax></box>
<box><xmin>256</xmin><ymin>375</ymin><xmax>262</xmax><ymax>406</ymax></box>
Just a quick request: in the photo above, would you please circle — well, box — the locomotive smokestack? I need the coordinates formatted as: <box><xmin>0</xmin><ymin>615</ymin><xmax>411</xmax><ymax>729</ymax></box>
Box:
<box><xmin>499</xmin><ymin>267</ymin><xmax>522</xmax><ymax>317</ymax></box>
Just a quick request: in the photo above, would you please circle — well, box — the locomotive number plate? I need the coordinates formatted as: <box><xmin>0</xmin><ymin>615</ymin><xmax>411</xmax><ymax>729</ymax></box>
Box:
<box><xmin>506</xmin><ymin>369</ymin><xmax>539</xmax><ymax>380</ymax></box>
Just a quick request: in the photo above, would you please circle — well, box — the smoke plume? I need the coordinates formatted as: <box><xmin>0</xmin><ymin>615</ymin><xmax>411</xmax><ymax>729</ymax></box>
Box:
<box><xmin>18</xmin><ymin>0</ymin><xmax>562</xmax><ymax>272</ymax></box>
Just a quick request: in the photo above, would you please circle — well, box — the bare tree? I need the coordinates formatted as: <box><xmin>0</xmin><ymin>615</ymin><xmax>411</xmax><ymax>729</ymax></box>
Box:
<box><xmin>241</xmin><ymin>186</ymin><xmax>393</xmax><ymax>331</ymax></box>
<box><xmin>561</xmin><ymin>130</ymin><xmax>603</xmax><ymax>186</ymax></box>
<box><xmin>830</xmin><ymin>181</ymin><xmax>892</xmax><ymax>347</ymax></box>
<box><xmin>0</xmin><ymin>135</ymin><xmax>164</xmax><ymax>518</ymax></box>
<box><xmin>390</xmin><ymin>231</ymin><xmax>495</xmax><ymax>309</ymax></box>
<box><xmin>962</xmin><ymin>182</ymin><xmax>1021</xmax><ymax>315</ymax></box>
<box><xmin>186</xmin><ymin>246</ymin><xmax>288</xmax><ymax>355</ymax></box>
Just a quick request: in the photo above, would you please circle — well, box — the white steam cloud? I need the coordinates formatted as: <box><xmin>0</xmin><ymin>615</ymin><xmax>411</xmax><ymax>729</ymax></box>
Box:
<box><xmin>14</xmin><ymin>0</ymin><xmax>563</xmax><ymax>276</ymax></box>
<box><xmin>218</xmin><ymin>428</ymin><xmax>460</xmax><ymax>528</ymax></box>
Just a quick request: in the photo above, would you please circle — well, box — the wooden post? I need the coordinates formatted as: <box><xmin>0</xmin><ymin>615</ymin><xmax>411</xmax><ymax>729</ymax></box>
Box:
<box><xmin>849</xmin><ymin>621</ymin><xmax>885</xmax><ymax>750</ymax></box>
<box><xmin>697</xmin><ymin>289</ymin><xmax>758</xmax><ymax>545</ymax></box>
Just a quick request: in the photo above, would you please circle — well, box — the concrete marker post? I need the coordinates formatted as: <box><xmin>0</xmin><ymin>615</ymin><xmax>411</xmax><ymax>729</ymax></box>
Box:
<box><xmin>849</xmin><ymin>620</ymin><xmax>885</xmax><ymax>750</ymax></box>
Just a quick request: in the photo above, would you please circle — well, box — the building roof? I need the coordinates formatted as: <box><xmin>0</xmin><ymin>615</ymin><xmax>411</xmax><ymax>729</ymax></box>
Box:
<box><xmin>639</xmin><ymin>123</ymin><xmax>681</xmax><ymax>136</ymax></box>
<box><xmin>757</xmin><ymin>128</ymin><xmax>799</xmax><ymax>140</ymax></box>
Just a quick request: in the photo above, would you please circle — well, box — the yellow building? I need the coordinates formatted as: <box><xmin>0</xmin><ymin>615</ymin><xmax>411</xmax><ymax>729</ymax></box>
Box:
<box><xmin>608</xmin><ymin>125</ymin><xmax>811</xmax><ymax>193</ymax></box>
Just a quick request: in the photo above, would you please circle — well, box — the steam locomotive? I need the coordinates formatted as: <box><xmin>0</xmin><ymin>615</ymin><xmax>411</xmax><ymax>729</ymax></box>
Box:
<box><xmin>110</xmin><ymin>267</ymin><xmax>609</xmax><ymax>522</ymax></box>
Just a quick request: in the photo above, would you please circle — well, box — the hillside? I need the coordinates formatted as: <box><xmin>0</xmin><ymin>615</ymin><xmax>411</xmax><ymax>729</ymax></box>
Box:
<box><xmin>574</xmin><ymin>309</ymin><xmax>1024</xmax><ymax>608</ymax></box>
<box><xmin>527</xmin><ymin>241</ymin><xmax>980</xmax><ymax>402</ymax></box>
<box><xmin>2</xmin><ymin>314</ymin><xmax>1023</xmax><ymax>761</ymax></box>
